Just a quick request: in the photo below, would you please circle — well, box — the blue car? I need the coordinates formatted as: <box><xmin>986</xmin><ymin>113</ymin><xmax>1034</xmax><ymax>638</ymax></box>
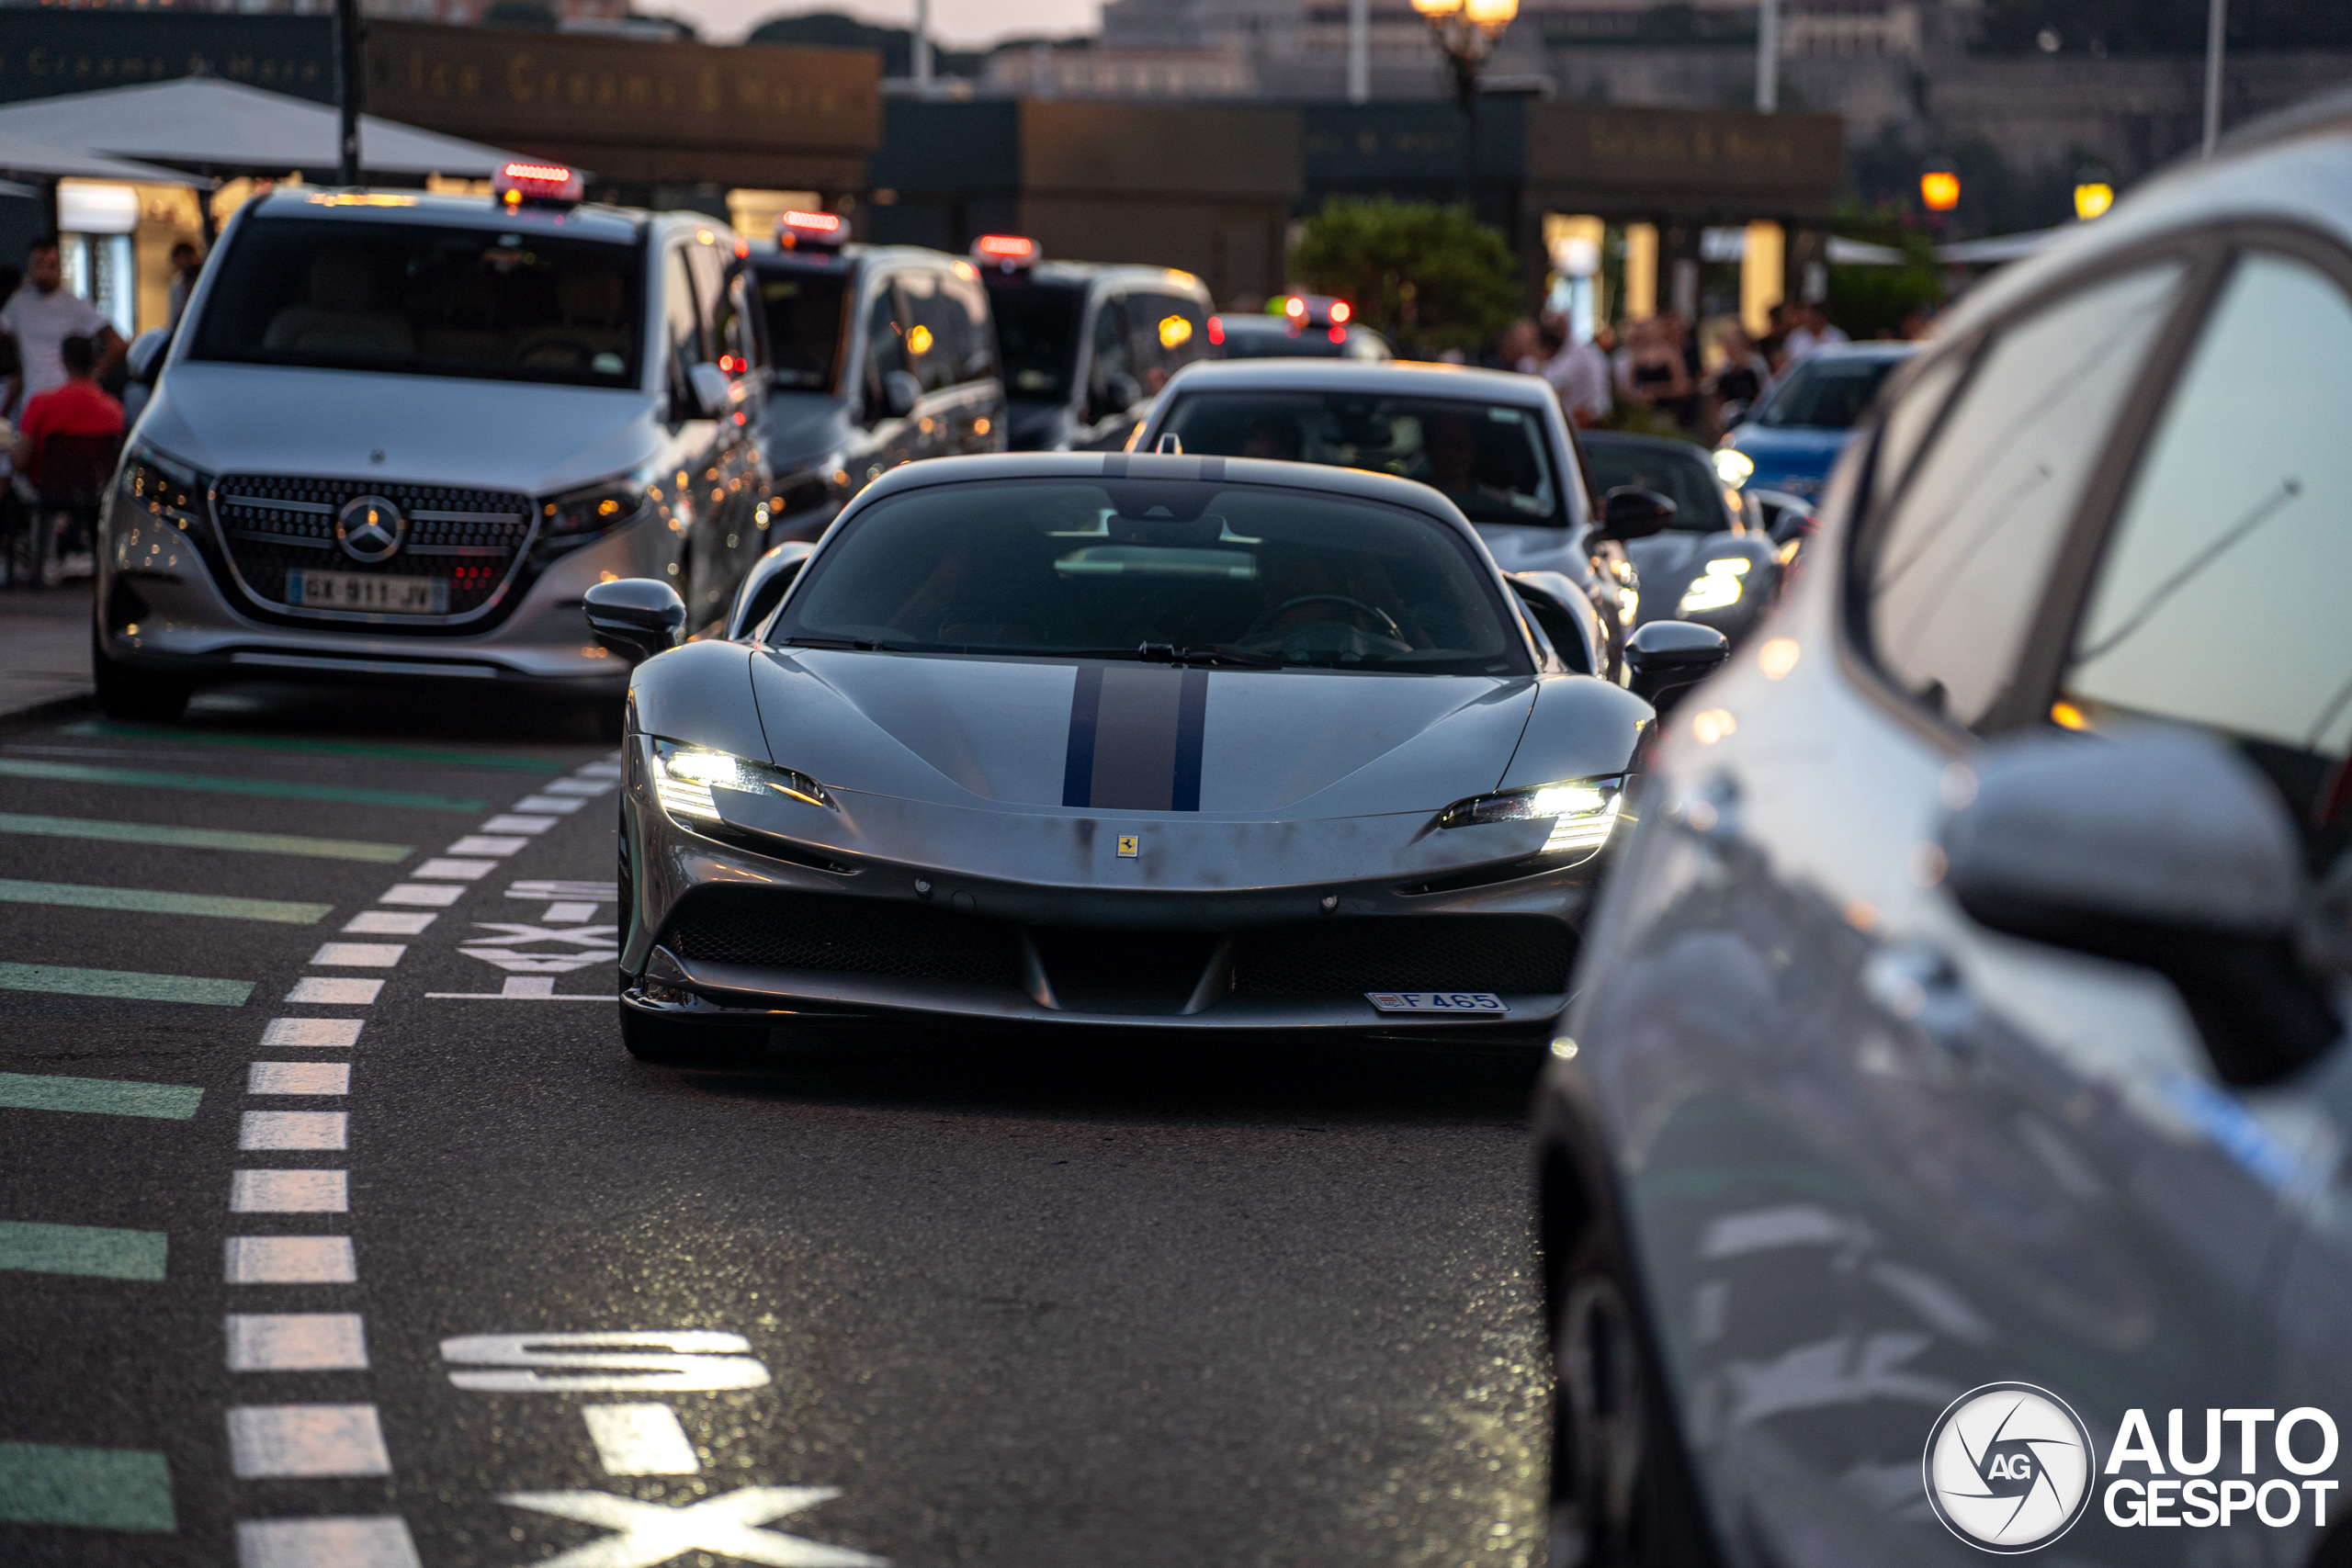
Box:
<box><xmin>1716</xmin><ymin>341</ymin><xmax>1915</xmax><ymax>501</ymax></box>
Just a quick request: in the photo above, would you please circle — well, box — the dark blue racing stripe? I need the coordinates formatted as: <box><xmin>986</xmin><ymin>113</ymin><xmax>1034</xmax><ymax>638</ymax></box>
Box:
<box><xmin>1062</xmin><ymin>665</ymin><xmax>1104</xmax><ymax>807</ymax></box>
<box><xmin>1063</xmin><ymin>664</ymin><xmax>1210</xmax><ymax>813</ymax></box>
<box><xmin>1171</xmin><ymin>669</ymin><xmax>1208</xmax><ymax>812</ymax></box>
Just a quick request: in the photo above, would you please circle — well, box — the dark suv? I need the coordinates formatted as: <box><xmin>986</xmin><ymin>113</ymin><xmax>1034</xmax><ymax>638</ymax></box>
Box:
<box><xmin>970</xmin><ymin>235</ymin><xmax>1215</xmax><ymax>453</ymax></box>
<box><xmin>748</xmin><ymin>210</ymin><xmax>1006</xmax><ymax>542</ymax></box>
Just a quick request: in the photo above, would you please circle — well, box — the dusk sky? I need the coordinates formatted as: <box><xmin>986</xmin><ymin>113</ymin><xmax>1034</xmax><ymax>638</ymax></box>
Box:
<box><xmin>668</xmin><ymin>0</ymin><xmax>1105</xmax><ymax>46</ymax></box>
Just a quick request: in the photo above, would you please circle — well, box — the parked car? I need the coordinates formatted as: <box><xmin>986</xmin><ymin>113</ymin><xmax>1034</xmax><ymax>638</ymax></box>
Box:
<box><xmin>96</xmin><ymin>165</ymin><xmax>767</xmax><ymax>728</ymax></box>
<box><xmin>1714</xmin><ymin>341</ymin><xmax>1914</xmax><ymax>502</ymax></box>
<box><xmin>1136</xmin><ymin>358</ymin><xmax>1651</xmax><ymax>682</ymax></box>
<box><xmin>970</xmin><ymin>234</ymin><xmax>1214</xmax><ymax>453</ymax></box>
<box><xmin>1577</xmin><ymin>431</ymin><xmax>1783</xmax><ymax>645</ymax></box>
<box><xmin>1209</xmin><ymin>295</ymin><xmax>1393</xmax><ymax>362</ymax></box>
<box><xmin>582</xmin><ymin>450</ymin><xmax>1727</xmax><ymax>1065</ymax></box>
<box><xmin>1534</xmin><ymin>89</ymin><xmax>2352</xmax><ymax>1568</ymax></box>
<box><xmin>747</xmin><ymin>209</ymin><xmax>1008</xmax><ymax>545</ymax></box>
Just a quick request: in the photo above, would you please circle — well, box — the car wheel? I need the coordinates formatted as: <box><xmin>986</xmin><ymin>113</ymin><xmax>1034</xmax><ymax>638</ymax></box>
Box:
<box><xmin>1548</xmin><ymin>1224</ymin><xmax>1718</xmax><ymax>1568</ymax></box>
<box><xmin>617</xmin><ymin>1002</ymin><xmax>765</xmax><ymax>1066</ymax></box>
<box><xmin>92</xmin><ymin>628</ymin><xmax>190</xmax><ymax>722</ymax></box>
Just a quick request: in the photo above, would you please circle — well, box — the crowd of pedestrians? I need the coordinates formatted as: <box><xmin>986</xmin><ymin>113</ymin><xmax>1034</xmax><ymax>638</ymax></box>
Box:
<box><xmin>0</xmin><ymin>234</ymin><xmax>139</xmax><ymax>588</ymax></box>
<box><xmin>1488</xmin><ymin>298</ymin><xmax>1874</xmax><ymax>444</ymax></box>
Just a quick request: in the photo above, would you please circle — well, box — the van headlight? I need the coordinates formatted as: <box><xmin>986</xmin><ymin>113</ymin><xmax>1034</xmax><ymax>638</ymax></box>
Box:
<box><xmin>1438</xmin><ymin>776</ymin><xmax>1624</xmax><ymax>853</ymax></box>
<box><xmin>1679</xmin><ymin>558</ymin><xmax>1750</xmax><ymax>614</ymax></box>
<box><xmin>650</xmin><ymin>739</ymin><xmax>831</xmax><ymax>824</ymax></box>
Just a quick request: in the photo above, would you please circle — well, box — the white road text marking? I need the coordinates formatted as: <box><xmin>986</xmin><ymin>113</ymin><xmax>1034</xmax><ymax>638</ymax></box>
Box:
<box><xmin>583</xmin><ymin>1404</ymin><xmax>702</xmax><ymax>1475</ymax></box>
<box><xmin>499</xmin><ymin>1487</ymin><xmax>881</xmax><ymax>1568</ymax></box>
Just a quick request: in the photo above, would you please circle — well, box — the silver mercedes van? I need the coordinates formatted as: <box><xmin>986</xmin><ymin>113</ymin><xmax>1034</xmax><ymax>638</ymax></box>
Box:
<box><xmin>96</xmin><ymin>166</ymin><xmax>771</xmax><ymax>730</ymax></box>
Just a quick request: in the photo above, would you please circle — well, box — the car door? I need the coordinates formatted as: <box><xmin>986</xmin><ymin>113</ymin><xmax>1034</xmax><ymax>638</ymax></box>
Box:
<box><xmin>896</xmin><ymin>264</ymin><xmax>998</xmax><ymax>459</ymax></box>
<box><xmin>656</xmin><ymin>242</ymin><xmax>726</xmax><ymax>624</ymax></box>
<box><xmin>1577</xmin><ymin>251</ymin><xmax>2285</xmax><ymax>1563</ymax></box>
<box><xmin>2023</xmin><ymin>239</ymin><xmax>2352</xmax><ymax>1494</ymax></box>
<box><xmin>691</xmin><ymin>242</ymin><xmax>767</xmax><ymax>600</ymax></box>
<box><xmin>851</xmin><ymin>272</ymin><xmax>921</xmax><ymax>484</ymax></box>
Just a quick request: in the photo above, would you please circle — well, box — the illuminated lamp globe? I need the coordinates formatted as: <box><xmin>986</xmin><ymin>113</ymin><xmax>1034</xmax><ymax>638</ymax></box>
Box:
<box><xmin>2074</xmin><ymin>182</ymin><xmax>2115</xmax><ymax>220</ymax></box>
<box><xmin>1464</xmin><ymin>0</ymin><xmax>1519</xmax><ymax>24</ymax></box>
<box><xmin>1920</xmin><ymin>171</ymin><xmax>1961</xmax><ymax>212</ymax></box>
<box><xmin>1411</xmin><ymin>0</ymin><xmax>1464</xmax><ymax>16</ymax></box>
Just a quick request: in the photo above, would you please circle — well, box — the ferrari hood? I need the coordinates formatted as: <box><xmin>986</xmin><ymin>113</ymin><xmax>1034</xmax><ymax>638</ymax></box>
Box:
<box><xmin>748</xmin><ymin>649</ymin><xmax>1538</xmax><ymax>820</ymax></box>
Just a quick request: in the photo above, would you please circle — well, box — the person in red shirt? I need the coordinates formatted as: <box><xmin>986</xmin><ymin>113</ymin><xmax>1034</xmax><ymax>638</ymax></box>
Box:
<box><xmin>12</xmin><ymin>333</ymin><xmax>122</xmax><ymax>485</ymax></box>
<box><xmin>10</xmin><ymin>333</ymin><xmax>123</xmax><ymax>582</ymax></box>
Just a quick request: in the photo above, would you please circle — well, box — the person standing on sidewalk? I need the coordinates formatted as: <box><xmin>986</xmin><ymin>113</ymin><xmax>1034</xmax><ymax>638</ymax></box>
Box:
<box><xmin>1</xmin><ymin>237</ymin><xmax>123</xmax><ymax>422</ymax></box>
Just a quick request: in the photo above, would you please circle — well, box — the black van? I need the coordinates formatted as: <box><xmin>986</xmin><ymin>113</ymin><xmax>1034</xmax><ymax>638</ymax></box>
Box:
<box><xmin>748</xmin><ymin>209</ymin><xmax>1008</xmax><ymax>541</ymax></box>
<box><xmin>970</xmin><ymin>235</ymin><xmax>1216</xmax><ymax>453</ymax></box>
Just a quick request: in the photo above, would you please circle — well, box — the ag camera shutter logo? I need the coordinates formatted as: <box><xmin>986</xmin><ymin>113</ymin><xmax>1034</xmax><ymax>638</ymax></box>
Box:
<box><xmin>1923</xmin><ymin>1382</ymin><xmax>2097</xmax><ymax>1552</ymax></box>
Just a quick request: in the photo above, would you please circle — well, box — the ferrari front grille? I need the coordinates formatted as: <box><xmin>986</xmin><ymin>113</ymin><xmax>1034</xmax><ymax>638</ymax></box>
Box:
<box><xmin>1232</xmin><ymin>916</ymin><xmax>1574</xmax><ymax>996</ymax></box>
<box><xmin>662</xmin><ymin>886</ymin><xmax>1023</xmax><ymax>988</ymax></box>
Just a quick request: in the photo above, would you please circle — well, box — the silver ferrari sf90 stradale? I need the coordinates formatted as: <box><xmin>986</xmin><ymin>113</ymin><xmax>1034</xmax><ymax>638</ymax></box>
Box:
<box><xmin>583</xmin><ymin>452</ymin><xmax>1724</xmax><ymax>1063</ymax></box>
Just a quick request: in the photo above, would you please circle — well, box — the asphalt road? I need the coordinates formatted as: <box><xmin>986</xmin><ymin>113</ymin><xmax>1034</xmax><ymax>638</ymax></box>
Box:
<box><xmin>0</xmin><ymin>682</ymin><xmax>1550</xmax><ymax>1568</ymax></box>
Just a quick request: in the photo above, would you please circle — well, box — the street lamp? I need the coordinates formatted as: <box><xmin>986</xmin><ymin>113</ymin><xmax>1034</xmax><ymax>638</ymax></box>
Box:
<box><xmin>1413</xmin><ymin>0</ymin><xmax>1520</xmax><ymax>206</ymax></box>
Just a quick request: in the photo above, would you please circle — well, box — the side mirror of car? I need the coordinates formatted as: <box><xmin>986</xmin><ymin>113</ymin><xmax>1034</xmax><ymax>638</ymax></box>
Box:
<box><xmin>584</xmin><ymin>578</ymin><xmax>686</xmax><ymax>664</ymax></box>
<box><xmin>1100</xmin><ymin>371</ymin><xmax>1142</xmax><ymax>418</ymax></box>
<box><xmin>1595</xmin><ymin>486</ymin><xmax>1676</xmax><ymax>543</ymax></box>
<box><xmin>727</xmin><ymin>541</ymin><xmax>817</xmax><ymax>641</ymax></box>
<box><xmin>1509</xmin><ymin>571</ymin><xmax>1600</xmax><ymax>677</ymax></box>
<box><xmin>881</xmin><ymin>369</ymin><xmax>922</xmax><ymax>421</ymax></box>
<box><xmin>1940</xmin><ymin>729</ymin><xmax>2336</xmax><ymax>1087</ymax></box>
<box><xmin>126</xmin><ymin>328</ymin><xmax>171</xmax><ymax>388</ymax></box>
<box><xmin>1624</xmin><ymin>619</ymin><xmax>1729</xmax><ymax>714</ymax></box>
<box><xmin>682</xmin><ymin>362</ymin><xmax>731</xmax><ymax>422</ymax></box>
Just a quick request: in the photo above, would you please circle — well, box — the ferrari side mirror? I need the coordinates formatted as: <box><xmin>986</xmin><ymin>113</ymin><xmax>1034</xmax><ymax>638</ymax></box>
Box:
<box><xmin>585</xmin><ymin>578</ymin><xmax>686</xmax><ymax>664</ymax></box>
<box><xmin>1625</xmin><ymin>619</ymin><xmax>1728</xmax><ymax>713</ymax></box>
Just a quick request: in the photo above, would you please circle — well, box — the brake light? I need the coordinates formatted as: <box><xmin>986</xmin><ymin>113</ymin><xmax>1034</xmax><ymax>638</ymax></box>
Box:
<box><xmin>492</xmin><ymin>161</ymin><xmax>583</xmax><ymax>208</ymax></box>
<box><xmin>1207</xmin><ymin>316</ymin><xmax>1225</xmax><ymax>345</ymax></box>
<box><xmin>1329</xmin><ymin>325</ymin><xmax>1346</xmax><ymax>344</ymax></box>
<box><xmin>1329</xmin><ymin>300</ymin><xmax>1351</xmax><ymax>324</ymax></box>
<box><xmin>1283</xmin><ymin>296</ymin><xmax>1306</xmax><ymax>320</ymax></box>
<box><xmin>778</xmin><ymin>209</ymin><xmax>846</xmax><ymax>250</ymax></box>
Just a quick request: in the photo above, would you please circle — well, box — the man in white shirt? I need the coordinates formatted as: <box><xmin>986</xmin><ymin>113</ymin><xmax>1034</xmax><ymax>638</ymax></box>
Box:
<box><xmin>1781</xmin><ymin>300</ymin><xmax>1849</xmax><ymax>365</ymax></box>
<box><xmin>1543</xmin><ymin>329</ymin><xmax>1613</xmax><ymax>428</ymax></box>
<box><xmin>2</xmin><ymin>237</ymin><xmax>122</xmax><ymax>420</ymax></box>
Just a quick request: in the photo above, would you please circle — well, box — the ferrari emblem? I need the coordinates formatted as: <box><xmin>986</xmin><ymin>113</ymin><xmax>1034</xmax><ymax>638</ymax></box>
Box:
<box><xmin>1116</xmin><ymin>836</ymin><xmax>1139</xmax><ymax>858</ymax></box>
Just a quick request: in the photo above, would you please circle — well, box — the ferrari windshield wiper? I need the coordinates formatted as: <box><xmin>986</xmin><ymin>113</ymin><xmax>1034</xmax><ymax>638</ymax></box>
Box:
<box><xmin>779</xmin><ymin>635</ymin><xmax>901</xmax><ymax>651</ymax></box>
<box><xmin>1137</xmin><ymin>643</ymin><xmax>1285</xmax><ymax>669</ymax></box>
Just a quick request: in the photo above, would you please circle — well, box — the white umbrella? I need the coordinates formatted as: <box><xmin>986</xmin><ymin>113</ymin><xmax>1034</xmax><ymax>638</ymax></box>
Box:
<box><xmin>0</xmin><ymin>76</ymin><xmax>532</xmax><ymax>180</ymax></box>
<box><xmin>0</xmin><ymin>130</ymin><xmax>216</xmax><ymax>186</ymax></box>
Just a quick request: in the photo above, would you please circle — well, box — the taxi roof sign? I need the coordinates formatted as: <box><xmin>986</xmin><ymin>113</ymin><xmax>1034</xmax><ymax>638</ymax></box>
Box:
<box><xmin>973</xmin><ymin>234</ymin><xmax>1040</xmax><ymax>271</ymax></box>
<box><xmin>493</xmin><ymin>161</ymin><xmax>583</xmax><ymax>209</ymax></box>
<box><xmin>778</xmin><ymin>209</ymin><xmax>847</xmax><ymax>250</ymax></box>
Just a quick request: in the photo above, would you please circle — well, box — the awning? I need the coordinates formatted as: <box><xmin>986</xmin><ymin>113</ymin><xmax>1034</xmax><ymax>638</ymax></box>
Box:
<box><xmin>0</xmin><ymin>76</ymin><xmax>531</xmax><ymax>180</ymax></box>
<box><xmin>0</xmin><ymin>130</ymin><xmax>216</xmax><ymax>187</ymax></box>
<box><xmin>1826</xmin><ymin>236</ymin><xmax>1906</xmax><ymax>265</ymax></box>
<box><xmin>1937</xmin><ymin>227</ymin><xmax>2066</xmax><ymax>265</ymax></box>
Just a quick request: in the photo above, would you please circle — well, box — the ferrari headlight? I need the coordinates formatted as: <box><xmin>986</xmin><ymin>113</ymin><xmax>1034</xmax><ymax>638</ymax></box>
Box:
<box><xmin>650</xmin><ymin>739</ymin><xmax>831</xmax><ymax>823</ymax></box>
<box><xmin>1713</xmin><ymin>447</ymin><xmax>1755</xmax><ymax>488</ymax></box>
<box><xmin>1439</xmin><ymin>775</ymin><xmax>1624</xmax><ymax>853</ymax></box>
<box><xmin>1679</xmin><ymin>557</ymin><xmax>1750</xmax><ymax>614</ymax></box>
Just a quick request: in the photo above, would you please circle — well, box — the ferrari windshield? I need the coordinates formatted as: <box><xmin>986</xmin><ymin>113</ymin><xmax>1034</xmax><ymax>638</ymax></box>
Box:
<box><xmin>1156</xmin><ymin>391</ymin><xmax>1563</xmax><ymax>526</ymax></box>
<box><xmin>775</xmin><ymin>479</ymin><xmax>1529</xmax><ymax>675</ymax></box>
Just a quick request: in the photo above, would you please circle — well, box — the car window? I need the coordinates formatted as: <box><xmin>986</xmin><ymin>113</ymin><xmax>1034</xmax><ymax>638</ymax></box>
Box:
<box><xmin>898</xmin><ymin>269</ymin><xmax>966</xmax><ymax>396</ymax></box>
<box><xmin>2059</xmin><ymin>252</ymin><xmax>2352</xmax><ymax>861</ymax></box>
<box><xmin>944</xmin><ymin>270</ymin><xmax>998</xmax><ymax>387</ymax></box>
<box><xmin>863</xmin><ymin>282</ymin><xmax>907</xmax><ymax>413</ymax></box>
<box><xmin>757</xmin><ymin>265</ymin><xmax>848</xmax><ymax>391</ymax></box>
<box><xmin>1860</xmin><ymin>262</ymin><xmax>2185</xmax><ymax>728</ymax></box>
<box><xmin>662</xmin><ymin>246</ymin><xmax>702</xmax><ymax>393</ymax></box>
<box><xmin>1130</xmin><ymin>292</ymin><xmax>1207</xmax><ymax>393</ymax></box>
<box><xmin>1579</xmin><ymin>440</ymin><xmax>1728</xmax><ymax>531</ymax></box>
<box><xmin>714</xmin><ymin>266</ymin><xmax>760</xmax><ymax>377</ymax></box>
<box><xmin>187</xmin><ymin>216</ymin><xmax>642</xmax><ymax>389</ymax></box>
<box><xmin>989</xmin><ymin>278</ymin><xmax>1084</xmax><ymax>400</ymax></box>
<box><xmin>1090</xmin><ymin>294</ymin><xmax>1132</xmax><ymax>412</ymax></box>
<box><xmin>1758</xmin><ymin>355</ymin><xmax>1902</xmax><ymax>430</ymax></box>
<box><xmin>1869</xmin><ymin>353</ymin><xmax>1964</xmax><ymax>513</ymax></box>
<box><xmin>1159</xmin><ymin>390</ymin><xmax>1564</xmax><ymax>527</ymax></box>
<box><xmin>777</xmin><ymin>479</ymin><xmax>1529</xmax><ymax>676</ymax></box>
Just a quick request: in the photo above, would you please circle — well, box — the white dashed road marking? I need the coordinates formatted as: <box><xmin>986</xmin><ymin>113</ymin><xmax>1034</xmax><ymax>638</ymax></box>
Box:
<box><xmin>583</xmin><ymin>1404</ymin><xmax>702</xmax><ymax>1475</ymax></box>
<box><xmin>235</xmin><ymin>1516</ymin><xmax>422</xmax><ymax>1568</ymax></box>
<box><xmin>446</xmin><ymin>836</ymin><xmax>530</xmax><ymax>856</ymax></box>
<box><xmin>410</xmin><ymin>858</ymin><xmax>498</xmax><ymax>881</ymax></box>
<box><xmin>378</xmin><ymin>883</ymin><xmax>467</xmax><ymax>908</ymax></box>
<box><xmin>226</xmin><ymin>1314</ymin><xmax>371</xmax><ymax>1372</ymax></box>
<box><xmin>342</xmin><ymin>910</ymin><xmax>435</xmax><ymax>935</ymax></box>
<box><xmin>286</xmin><ymin>977</ymin><xmax>382</xmax><ymax>1005</ymax></box>
<box><xmin>247</xmin><ymin>1062</ymin><xmax>349</xmax><ymax>1095</ymax></box>
<box><xmin>239</xmin><ymin>1111</ymin><xmax>348</xmax><ymax>1151</ymax></box>
<box><xmin>227</xmin><ymin>1404</ymin><xmax>392</xmax><ymax>1477</ymax></box>
<box><xmin>262</xmin><ymin>1019</ymin><xmax>364</xmax><ymax>1049</ymax></box>
<box><xmin>231</xmin><ymin>1170</ymin><xmax>348</xmax><ymax>1213</ymax></box>
<box><xmin>481</xmin><ymin>814</ymin><xmax>560</xmax><ymax>834</ymax></box>
<box><xmin>225</xmin><ymin>1236</ymin><xmax>357</xmax><ymax>1284</ymax></box>
<box><xmin>513</xmin><ymin>795</ymin><xmax>587</xmax><ymax>814</ymax></box>
<box><xmin>308</xmin><ymin>942</ymin><xmax>405</xmax><ymax>968</ymax></box>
